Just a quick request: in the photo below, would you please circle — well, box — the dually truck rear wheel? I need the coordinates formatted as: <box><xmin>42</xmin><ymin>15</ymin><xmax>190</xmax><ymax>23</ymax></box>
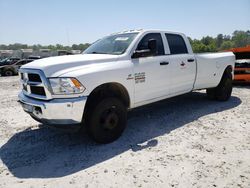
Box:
<box><xmin>206</xmin><ymin>71</ymin><xmax>232</xmax><ymax>101</ymax></box>
<box><xmin>206</xmin><ymin>88</ymin><xmax>216</xmax><ymax>100</ymax></box>
<box><xmin>215</xmin><ymin>73</ymin><xmax>232</xmax><ymax>101</ymax></box>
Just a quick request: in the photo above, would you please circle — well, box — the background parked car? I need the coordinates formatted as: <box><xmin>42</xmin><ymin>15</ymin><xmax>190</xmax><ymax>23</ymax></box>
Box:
<box><xmin>0</xmin><ymin>59</ymin><xmax>34</xmax><ymax>76</ymax></box>
<box><xmin>28</xmin><ymin>55</ymin><xmax>41</xmax><ymax>60</ymax></box>
<box><xmin>0</xmin><ymin>57</ymin><xmax>20</xmax><ymax>66</ymax></box>
<box><xmin>234</xmin><ymin>59</ymin><xmax>250</xmax><ymax>82</ymax></box>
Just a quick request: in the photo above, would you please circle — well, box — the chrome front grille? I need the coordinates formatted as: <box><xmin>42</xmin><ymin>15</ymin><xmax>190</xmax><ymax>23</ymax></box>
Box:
<box><xmin>19</xmin><ymin>69</ymin><xmax>52</xmax><ymax>100</ymax></box>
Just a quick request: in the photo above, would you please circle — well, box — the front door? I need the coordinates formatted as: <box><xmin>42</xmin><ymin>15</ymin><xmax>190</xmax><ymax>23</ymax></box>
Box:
<box><xmin>133</xmin><ymin>33</ymin><xmax>171</xmax><ymax>105</ymax></box>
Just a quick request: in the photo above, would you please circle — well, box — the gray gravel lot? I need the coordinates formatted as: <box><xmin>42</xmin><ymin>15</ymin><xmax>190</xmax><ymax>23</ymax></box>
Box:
<box><xmin>0</xmin><ymin>76</ymin><xmax>250</xmax><ymax>188</ymax></box>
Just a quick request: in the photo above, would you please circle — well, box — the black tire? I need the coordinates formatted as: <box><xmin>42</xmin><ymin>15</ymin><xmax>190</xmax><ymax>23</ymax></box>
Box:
<box><xmin>206</xmin><ymin>71</ymin><xmax>232</xmax><ymax>101</ymax></box>
<box><xmin>206</xmin><ymin>88</ymin><xmax>216</xmax><ymax>100</ymax></box>
<box><xmin>215</xmin><ymin>72</ymin><xmax>232</xmax><ymax>101</ymax></box>
<box><xmin>85</xmin><ymin>97</ymin><xmax>127</xmax><ymax>144</ymax></box>
<box><xmin>3</xmin><ymin>69</ymin><xmax>14</xmax><ymax>76</ymax></box>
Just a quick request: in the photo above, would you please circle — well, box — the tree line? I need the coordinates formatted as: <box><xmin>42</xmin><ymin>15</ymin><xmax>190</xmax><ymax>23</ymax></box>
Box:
<box><xmin>189</xmin><ymin>30</ymin><xmax>250</xmax><ymax>53</ymax></box>
<box><xmin>0</xmin><ymin>30</ymin><xmax>249</xmax><ymax>53</ymax></box>
<box><xmin>0</xmin><ymin>43</ymin><xmax>91</xmax><ymax>52</ymax></box>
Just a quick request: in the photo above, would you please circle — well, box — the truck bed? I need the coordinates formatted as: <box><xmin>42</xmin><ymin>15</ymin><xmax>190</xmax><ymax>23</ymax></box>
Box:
<box><xmin>194</xmin><ymin>52</ymin><xmax>235</xmax><ymax>90</ymax></box>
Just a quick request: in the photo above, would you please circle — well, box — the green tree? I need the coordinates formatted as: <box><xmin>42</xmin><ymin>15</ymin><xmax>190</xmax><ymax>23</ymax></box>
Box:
<box><xmin>56</xmin><ymin>44</ymin><xmax>64</xmax><ymax>50</ymax></box>
<box><xmin>216</xmin><ymin>34</ymin><xmax>223</xmax><ymax>48</ymax></box>
<box><xmin>220</xmin><ymin>41</ymin><xmax>234</xmax><ymax>50</ymax></box>
<box><xmin>232</xmin><ymin>30</ymin><xmax>250</xmax><ymax>47</ymax></box>
<box><xmin>201</xmin><ymin>36</ymin><xmax>215</xmax><ymax>46</ymax></box>
<box><xmin>32</xmin><ymin>44</ymin><xmax>42</xmax><ymax>51</ymax></box>
<box><xmin>190</xmin><ymin>39</ymin><xmax>208</xmax><ymax>53</ymax></box>
<box><xmin>47</xmin><ymin>45</ymin><xmax>57</xmax><ymax>50</ymax></box>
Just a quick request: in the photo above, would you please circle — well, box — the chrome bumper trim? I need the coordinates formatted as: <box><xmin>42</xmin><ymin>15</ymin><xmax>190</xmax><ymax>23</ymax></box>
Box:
<box><xmin>18</xmin><ymin>92</ymin><xmax>87</xmax><ymax>125</ymax></box>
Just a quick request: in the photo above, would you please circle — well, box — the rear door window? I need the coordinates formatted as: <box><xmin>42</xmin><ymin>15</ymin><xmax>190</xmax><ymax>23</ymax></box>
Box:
<box><xmin>165</xmin><ymin>34</ymin><xmax>188</xmax><ymax>54</ymax></box>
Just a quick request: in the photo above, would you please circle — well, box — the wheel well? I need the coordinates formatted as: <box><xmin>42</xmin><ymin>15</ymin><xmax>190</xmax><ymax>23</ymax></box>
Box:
<box><xmin>225</xmin><ymin>65</ymin><xmax>233</xmax><ymax>74</ymax></box>
<box><xmin>84</xmin><ymin>83</ymin><xmax>130</xmax><ymax>115</ymax></box>
<box><xmin>3</xmin><ymin>68</ymin><xmax>14</xmax><ymax>72</ymax></box>
<box><xmin>222</xmin><ymin>65</ymin><xmax>233</xmax><ymax>78</ymax></box>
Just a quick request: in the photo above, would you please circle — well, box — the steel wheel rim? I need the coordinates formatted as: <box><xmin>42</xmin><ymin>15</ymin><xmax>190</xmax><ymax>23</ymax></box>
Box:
<box><xmin>99</xmin><ymin>106</ymin><xmax>119</xmax><ymax>130</ymax></box>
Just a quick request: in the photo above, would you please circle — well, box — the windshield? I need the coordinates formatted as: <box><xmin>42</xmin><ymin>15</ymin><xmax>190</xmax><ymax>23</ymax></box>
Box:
<box><xmin>0</xmin><ymin>58</ymin><xmax>9</xmax><ymax>65</ymax></box>
<box><xmin>0</xmin><ymin>58</ymin><xmax>7</xmax><ymax>63</ymax></box>
<box><xmin>83</xmin><ymin>33</ymin><xmax>138</xmax><ymax>55</ymax></box>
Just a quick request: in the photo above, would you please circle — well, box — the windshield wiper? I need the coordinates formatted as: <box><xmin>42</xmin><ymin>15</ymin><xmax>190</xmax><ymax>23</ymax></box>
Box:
<box><xmin>90</xmin><ymin>51</ymin><xmax>109</xmax><ymax>54</ymax></box>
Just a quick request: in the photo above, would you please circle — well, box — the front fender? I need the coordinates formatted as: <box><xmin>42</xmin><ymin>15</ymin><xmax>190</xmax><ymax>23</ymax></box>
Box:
<box><xmin>60</xmin><ymin>60</ymin><xmax>135</xmax><ymax>107</ymax></box>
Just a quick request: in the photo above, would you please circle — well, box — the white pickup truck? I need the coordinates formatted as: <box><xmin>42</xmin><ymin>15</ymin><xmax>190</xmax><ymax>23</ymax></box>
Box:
<box><xmin>18</xmin><ymin>29</ymin><xmax>235</xmax><ymax>143</ymax></box>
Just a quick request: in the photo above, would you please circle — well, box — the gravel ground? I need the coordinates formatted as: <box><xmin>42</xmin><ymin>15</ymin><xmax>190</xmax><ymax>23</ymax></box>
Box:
<box><xmin>0</xmin><ymin>76</ymin><xmax>250</xmax><ymax>188</ymax></box>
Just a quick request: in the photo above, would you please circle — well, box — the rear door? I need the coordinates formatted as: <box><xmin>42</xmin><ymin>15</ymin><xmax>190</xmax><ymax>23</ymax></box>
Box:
<box><xmin>165</xmin><ymin>33</ymin><xmax>196</xmax><ymax>94</ymax></box>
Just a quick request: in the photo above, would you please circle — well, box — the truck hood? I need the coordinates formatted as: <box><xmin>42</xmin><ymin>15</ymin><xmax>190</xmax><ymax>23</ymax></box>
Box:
<box><xmin>21</xmin><ymin>54</ymin><xmax>119</xmax><ymax>77</ymax></box>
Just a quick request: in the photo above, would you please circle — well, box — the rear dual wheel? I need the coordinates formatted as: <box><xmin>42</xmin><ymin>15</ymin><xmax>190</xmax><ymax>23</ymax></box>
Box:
<box><xmin>206</xmin><ymin>70</ymin><xmax>232</xmax><ymax>101</ymax></box>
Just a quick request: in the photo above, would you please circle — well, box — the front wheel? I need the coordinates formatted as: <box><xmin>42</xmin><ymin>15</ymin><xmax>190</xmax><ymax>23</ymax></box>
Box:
<box><xmin>85</xmin><ymin>97</ymin><xmax>127</xmax><ymax>144</ymax></box>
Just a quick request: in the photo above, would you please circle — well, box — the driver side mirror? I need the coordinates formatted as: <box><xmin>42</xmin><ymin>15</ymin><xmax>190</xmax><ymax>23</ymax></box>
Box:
<box><xmin>132</xmin><ymin>39</ymin><xmax>157</xmax><ymax>58</ymax></box>
<box><xmin>148</xmin><ymin>39</ymin><xmax>157</xmax><ymax>54</ymax></box>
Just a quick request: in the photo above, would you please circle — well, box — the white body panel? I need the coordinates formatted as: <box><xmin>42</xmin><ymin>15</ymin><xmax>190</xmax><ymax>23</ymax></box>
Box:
<box><xmin>21</xmin><ymin>29</ymin><xmax>235</xmax><ymax>110</ymax></box>
<box><xmin>194</xmin><ymin>52</ymin><xmax>235</xmax><ymax>89</ymax></box>
<box><xmin>167</xmin><ymin>54</ymin><xmax>196</xmax><ymax>94</ymax></box>
<box><xmin>132</xmin><ymin>55</ymin><xmax>171</xmax><ymax>105</ymax></box>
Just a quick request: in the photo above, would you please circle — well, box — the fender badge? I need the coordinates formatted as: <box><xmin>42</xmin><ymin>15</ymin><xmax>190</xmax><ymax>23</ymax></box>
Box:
<box><xmin>126</xmin><ymin>74</ymin><xmax>134</xmax><ymax>80</ymax></box>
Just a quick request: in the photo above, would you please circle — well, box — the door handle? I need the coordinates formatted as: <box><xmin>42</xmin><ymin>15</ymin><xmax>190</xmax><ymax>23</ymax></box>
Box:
<box><xmin>160</xmin><ymin>62</ymin><xmax>169</xmax><ymax>65</ymax></box>
<box><xmin>180</xmin><ymin>62</ymin><xmax>186</xmax><ymax>66</ymax></box>
<box><xmin>187</xmin><ymin>59</ymin><xmax>195</xmax><ymax>62</ymax></box>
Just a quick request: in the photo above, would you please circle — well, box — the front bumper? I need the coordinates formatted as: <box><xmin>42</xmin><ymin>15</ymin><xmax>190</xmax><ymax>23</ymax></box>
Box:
<box><xmin>18</xmin><ymin>92</ymin><xmax>87</xmax><ymax>126</ymax></box>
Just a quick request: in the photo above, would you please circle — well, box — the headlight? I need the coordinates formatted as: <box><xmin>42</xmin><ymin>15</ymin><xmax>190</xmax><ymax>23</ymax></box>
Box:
<box><xmin>49</xmin><ymin>77</ymin><xmax>85</xmax><ymax>95</ymax></box>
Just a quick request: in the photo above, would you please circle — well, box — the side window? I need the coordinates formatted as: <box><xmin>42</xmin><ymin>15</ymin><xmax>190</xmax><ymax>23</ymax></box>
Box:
<box><xmin>165</xmin><ymin>34</ymin><xmax>188</xmax><ymax>54</ymax></box>
<box><xmin>137</xmin><ymin>33</ymin><xmax>165</xmax><ymax>56</ymax></box>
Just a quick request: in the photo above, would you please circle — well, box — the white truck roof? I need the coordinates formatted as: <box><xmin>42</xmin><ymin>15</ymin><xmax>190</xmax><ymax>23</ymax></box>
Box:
<box><xmin>112</xmin><ymin>29</ymin><xmax>186</xmax><ymax>36</ymax></box>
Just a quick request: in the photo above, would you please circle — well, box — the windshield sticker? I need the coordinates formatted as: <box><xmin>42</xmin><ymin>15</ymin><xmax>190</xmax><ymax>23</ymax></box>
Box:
<box><xmin>115</xmin><ymin>37</ymin><xmax>129</xmax><ymax>41</ymax></box>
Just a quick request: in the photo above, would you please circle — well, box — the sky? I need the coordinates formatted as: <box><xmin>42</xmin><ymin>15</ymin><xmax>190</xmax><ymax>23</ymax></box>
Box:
<box><xmin>0</xmin><ymin>0</ymin><xmax>249</xmax><ymax>45</ymax></box>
